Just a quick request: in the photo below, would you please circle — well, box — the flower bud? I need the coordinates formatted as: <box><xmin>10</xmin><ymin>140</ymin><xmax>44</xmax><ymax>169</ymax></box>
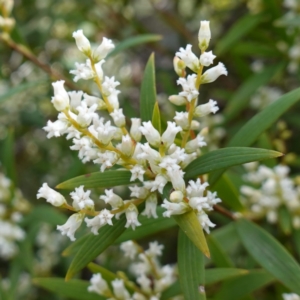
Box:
<box><xmin>173</xmin><ymin>56</ymin><xmax>186</xmax><ymax>77</ymax></box>
<box><xmin>130</xmin><ymin>118</ymin><xmax>142</xmax><ymax>142</ymax></box>
<box><xmin>73</xmin><ymin>29</ymin><xmax>91</xmax><ymax>55</ymax></box>
<box><xmin>139</xmin><ymin>121</ymin><xmax>161</xmax><ymax>148</ymax></box>
<box><xmin>93</xmin><ymin>37</ymin><xmax>115</xmax><ymax>62</ymax></box>
<box><xmin>161</xmin><ymin>121</ymin><xmax>182</xmax><ymax>148</ymax></box>
<box><xmin>170</xmin><ymin>190</ymin><xmax>184</xmax><ymax>203</ymax></box>
<box><xmin>110</xmin><ymin>108</ymin><xmax>126</xmax><ymax>127</ymax></box>
<box><xmin>168</xmin><ymin>95</ymin><xmax>186</xmax><ymax>106</ymax></box>
<box><xmin>51</xmin><ymin>80</ymin><xmax>70</xmax><ymax>111</ymax></box>
<box><xmin>198</xmin><ymin>21</ymin><xmax>211</xmax><ymax>51</ymax></box>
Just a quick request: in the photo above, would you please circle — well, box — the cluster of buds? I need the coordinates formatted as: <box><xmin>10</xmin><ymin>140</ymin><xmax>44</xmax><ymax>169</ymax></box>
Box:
<box><xmin>0</xmin><ymin>0</ymin><xmax>15</xmax><ymax>31</ymax></box>
<box><xmin>241</xmin><ymin>162</ymin><xmax>300</xmax><ymax>228</ymax></box>
<box><xmin>0</xmin><ymin>171</ymin><xmax>29</xmax><ymax>259</ymax></box>
<box><xmin>37</xmin><ymin>21</ymin><xmax>226</xmax><ymax>241</ymax></box>
<box><xmin>88</xmin><ymin>241</ymin><xmax>176</xmax><ymax>300</ymax></box>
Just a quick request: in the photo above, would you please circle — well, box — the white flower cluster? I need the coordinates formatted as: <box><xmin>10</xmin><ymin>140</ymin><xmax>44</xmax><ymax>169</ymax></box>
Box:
<box><xmin>0</xmin><ymin>172</ymin><xmax>28</xmax><ymax>259</ymax></box>
<box><xmin>241</xmin><ymin>162</ymin><xmax>300</xmax><ymax>227</ymax></box>
<box><xmin>37</xmin><ymin>21</ymin><xmax>225</xmax><ymax>241</ymax></box>
<box><xmin>283</xmin><ymin>293</ymin><xmax>300</xmax><ymax>300</ymax></box>
<box><xmin>88</xmin><ymin>241</ymin><xmax>176</xmax><ymax>300</ymax></box>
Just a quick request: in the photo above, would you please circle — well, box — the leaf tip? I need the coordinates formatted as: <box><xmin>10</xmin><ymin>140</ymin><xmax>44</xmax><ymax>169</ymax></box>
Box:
<box><xmin>65</xmin><ymin>270</ymin><xmax>74</xmax><ymax>281</ymax></box>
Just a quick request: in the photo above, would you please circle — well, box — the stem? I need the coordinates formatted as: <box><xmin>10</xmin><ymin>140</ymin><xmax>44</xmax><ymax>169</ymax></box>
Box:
<box><xmin>213</xmin><ymin>204</ymin><xmax>236</xmax><ymax>220</ymax></box>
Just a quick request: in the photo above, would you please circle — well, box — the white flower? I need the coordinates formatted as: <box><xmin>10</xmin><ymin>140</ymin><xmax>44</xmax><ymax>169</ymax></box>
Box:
<box><xmin>72</xmin><ymin>29</ymin><xmax>91</xmax><ymax>54</ymax></box>
<box><xmin>168</xmin><ymin>169</ymin><xmax>186</xmax><ymax>192</ymax></box>
<box><xmin>175</xmin><ymin>44</ymin><xmax>200</xmax><ymax>72</ymax></box>
<box><xmin>37</xmin><ymin>183</ymin><xmax>66</xmax><ymax>207</ymax></box>
<box><xmin>85</xmin><ymin>209</ymin><xmax>114</xmax><ymax>235</ymax></box>
<box><xmin>130</xmin><ymin>118</ymin><xmax>142</xmax><ymax>142</ymax></box>
<box><xmin>186</xmin><ymin>179</ymin><xmax>209</xmax><ymax>198</ymax></box>
<box><xmin>168</xmin><ymin>95</ymin><xmax>186</xmax><ymax>106</ymax></box>
<box><xmin>51</xmin><ymin>80</ymin><xmax>70</xmax><ymax>111</ymax></box>
<box><xmin>161</xmin><ymin>121</ymin><xmax>182</xmax><ymax>148</ymax></box>
<box><xmin>177</xmin><ymin>74</ymin><xmax>199</xmax><ymax>102</ymax></box>
<box><xmin>120</xmin><ymin>240</ymin><xmax>139</xmax><ymax>259</ymax></box>
<box><xmin>139</xmin><ymin>121</ymin><xmax>161</xmax><ymax>147</ymax></box>
<box><xmin>57</xmin><ymin>212</ymin><xmax>84</xmax><ymax>241</ymax></box>
<box><xmin>112</xmin><ymin>279</ymin><xmax>131</xmax><ymax>300</ymax></box>
<box><xmin>198</xmin><ymin>20</ymin><xmax>211</xmax><ymax>51</ymax></box>
<box><xmin>144</xmin><ymin>175</ymin><xmax>168</xmax><ymax>194</ymax></box>
<box><xmin>161</xmin><ymin>199</ymin><xmax>189</xmax><ymax>217</ymax></box>
<box><xmin>90</xmin><ymin>118</ymin><xmax>117</xmax><ymax>145</ymax></box>
<box><xmin>117</xmin><ymin>134</ymin><xmax>134</xmax><ymax>157</ymax></box>
<box><xmin>174</xmin><ymin>111</ymin><xmax>189</xmax><ymax>130</ymax></box>
<box><xmin>83</xmin><ymin>93</ymin><xmax>106</xmax><ymax>109</ymax></box>
<box><xmin>69</xmin><ymin>91</ymin><xmax>83</xmax><ymax>111</ymax></box>
<box><xmin>282</xmin><ymin>293</ymin><xmax>300</xmax><ymax>300</ymax></box>
<box><xmin>141</xmin><ymin>194</ymin><xmax>158</xmax><ymax>218</ymax></box>
<box><xmin>100</xmin><ymin>189</ymin><xmax>123</xmax><ymax>209</ymax></box>
<box><xmin>110</xmin><ymin>108</ymin><xmax>126</xmax><ymax>127</ymax></box>
<box><xmin>76</xmin><ymin>102</ymin><xmax>98</xmax><ymax>127</ymax></box>
<box><xmin>70</xmin><ymin>137</ymin><xmax>92</xmax><ymax>160</ymax></box>
<box><xmin>130</xmin><ymin>165</ymin><xmax>145</xmax><ymax>182</ymax></box>
<box><xmin>136</xmin><ymin>275</ymin><xmax>152</xmax><ymax>294</ymax></box>
<box><xmin>201</xmin><ymin>62</ymin><xmax>228</xmax><ymax>84</ymax></box>
<box><xmin>43</xmin><ymin>119</ymin><xmax>68</xmax><ymax>139</ymax></box>
<box><xmin>88</xmin><ymin>273</ymin><xmax>110</xmax><ymax>296</ymax></box>
<box><xmin>94</xmin><ymin>59</ymin><xmax>105</xmax><ymax>81</ymax></box>
<box><xmin>159</xmin><ymin>156</ymin><xmax>180</xmax><ymax>173</ymax></box>
<box><xmin>125</xmin><ymin>204</ymin><xmax>141</xmax><ymax>230</ymax></box>
<box><xmin>102</xmin><ymin>76</ymin><xmax>120</xmax><ymax>96</ymax></box>
<box><xmin>93</xmin><ymin>37</ymin><xmax>115</xmax><ymax>61</ymax></box>
<box><xmin>70</xmin><ymin>60</ymin><xmax>94</xmax><ymax>82</ymax></box>
<box><xmin>194</xmin><ymin>99</ymin><xmax>219</xmax><ymax>117</ymax></box>
<box><xmin>93</xmin><ymin>151</ymin><xmax>119</xmax><ymax>172</ymax></box>
<box><xmin>185</xmin><ymin>134</ymin><xmax>206</xmax><ymax>153</ymax></box>
<box><xmin>145</xmin><ymin>241</ymin><xmax>164</xmax><ymax>257</ymax></box>
<box><xmin>173</xmin><ymin>56</ymin><xmax>186</xmax><ymax>77</ymax></box>
<box><xmin>70</xmin><ymin>185</ymin><xmax>94</xmax><ymax>210</ymax></box>
<box><xmin>129</xmin><ymin>186</ymin><xmax>148</xmax><ymax>199</ymax></box>
<box><xmin>199</xmin><ymin>51</ymin><xmax>216</xmax><ymax>67</ymax></box>
<box><xmin>197</xmin><ymin>211</ymin><xmax>215</xmax><ymax>234</ymax></box>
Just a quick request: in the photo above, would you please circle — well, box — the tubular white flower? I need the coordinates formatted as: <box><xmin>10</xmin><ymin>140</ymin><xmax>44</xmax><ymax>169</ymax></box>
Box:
<box><xmin>110</xmin><ymin>108</ymin><xmax>126</xmax><ymax>127</ymax></box>
<box><xmin>161</xmin><ymin>121</ymin><xmax>182</xmax><ymax>148</ymax></box>
<box><xmin>51</xmin><ymin>80</ymin><xmax>70</xmax><ymax>111</ymax></box>
<box><xmin>83</xmin><ymin>93</ymin><xmax>106</xmax><ymax>109</ymax></box>
<box><xmin>197</xmin><ymin>211</ymin><xmax>215</xmax><ymax>234</ymax></box>
<box><xmin>72</xmin><ymin>29</ymin><xmax>91</xmax><ymax>54</ymax></box>
<box><xmin>88</xmin><ymin>273</ymin><xmax>110</xmax><ymax>296</ymax></box>
<box><xmin>144</xmin><ymin>175</ymin><xmax>168</xmax><ymax>194</ymax></box>
<box><xmin>120</xmin><ymin>240</ymin><xmax>139</xmax><ymax>259</ymax></box>
<box><xmin>93</xmin><ymin>37</ymin><xmax>115</xmax><ymax>62</ymax></box>
<box><xmin>70</xmin><ymin>60</ymin><xmax>94</xmax><ymax>82</ymax></box>
<box><xmin>76</xmin><ymin>102</ymin><xmax>98</xmax><ymax>127</ymax></box>
<box><xmin>177</xmin><ymin>74</ymin><xmax>199</xmax><ymax>102</ymax></box>
<box><xmin>70</xmin><ymin>136</ymin><xmax>92</xmax><ymax>160</ymax></box>
<box><xmin>107</xmin><ymin>91</ymin><xmax>120</xmax><ymax>110</ymax></box>
<box><xmin>199</xmin><ymin>51</ymin><xmax>216</xmax><ymax>67</ymax></box>
<box><xmin>175</xmin><ymin>44</ymin><xmax>200</xmax><ymax>72</ymax></box>
<box><xmin>125</xmin><ymin>204</ymin><xmax>141</xmax><ymax>230</ymax></box>
<box><xmin>57</xmin><ymin>212</ymin><xmax>84</xmax><ymax>241</ymax></box>
<box><xmin>100</xmin><ymin>189</ymin><xmax>123</xmax><ymax>209</ymax></box>
<box><xmin>130</xmin><ymin>118</ymin><xmax>142</xmax><ymax>142</ymax></box>
<box><xmin>161</xmin><ymin>199</ymin><xmax>189</xmax><ymax>217</ymax></box>
<box><xmin>85</xmin><ymin>209</ymin><xmax>114</xmax><ymax>235</ymax></box>
<box><xmin>201</xmin><ymin>62</ymin><xmax>228</xmax><ymax>84</ymax></box>
<box><xmin>174</xmin><ymin>111</ymin><xmax>189</xmax><ymax>130</ymax></box>
<box><xmin>129</xmin><ymin>186</ymin><xmax>148</xmax><ymax>199</ymax></box>
<box><xmin>94</xmin><ymin>59</ymin><xmax>105</xmax><ymax>81</ymax></box>
<box><xmin>159</xmin><ymin>156</ymin><xmax>180</xmax><ymax>173</ymax></box>
<box><xmin>70</xmin><ymin>185</ymin><xmax>94</xmax><ymax>210</ymax></box>
<box><xmin>130</xmin><ymin>165</ymin><xmax>145</xmax><ymax>182</ymax></box>
<box><xmin>194</xmin><ymin>99</ymin><xmax>219</xmax><ymax>117</ymax></box>
<box><xmin>102</xmin><ymin>76</ymin><xmax>120</xmax><ymax>96</ymax></box>
<box><xmin>93</xmin><ymin>151</ymin><xmax>119</xmax><ymax>172</ymax></box>
<box><xmin>141</xmin><ymin>194</ymin><xmax>158</xmax><ymax>218</ymax></box>
<box><xmin>186</xmin><ymin>179</ymin><xmax>209</xmax><ymax>198</ymax></box>
<box><xmin>43</xmin><ymin>120</ymin><xmax>68</xmax><ymax>138</ymax></box>
<box><xmin>198</xmin><ymin>20</ymin><xmax>211</xmax><ymax>51</ymax></box>
<box><xmin>185</xmin><ymin>134</ymin><xmax>207</xmax><ymax>153</ymax></box>
<box><xmin>145</xmin><ymin>241</ymin><xmax>164</xmax><ymax>257</ymax></box>
<box><xmin>91</xmin><ymin>119</ymin><xmax>117</xmax><ymax>145</ymax></box>
<box><xmin>168</xmin><ymin>95</ymin><xmax>186</xmax><ymax>106</ymax></box>
<box><xmin>139</xmin><ymin>121</ymin><xmax>161</xmax><ymax>147</ymax></box>
<box><xmin>117</xmin><ymin>134</ymin><xmax>134</xmax><ymax>157</ymax></box>
<box><xmin>37</xmin><ymin>183</ymin><xmax>67</xmax><ymax>207</ymax></box>
<box><xmin>168</xmin><ymin>169</ymin><xmax>186</xmax><ymax>192</ymax></box>
<box><xmin>69</xmin><ymin>91</ymin><xmax>83</xmax><ymax>111</ymax></box>
<box><xmin>136</xmin><ymin>275</ymin><xmax>152</xmax><ymax>294</ymax></box>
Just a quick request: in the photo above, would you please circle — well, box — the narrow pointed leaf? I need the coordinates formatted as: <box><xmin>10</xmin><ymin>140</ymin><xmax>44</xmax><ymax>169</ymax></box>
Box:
<box><xmin>152</xmin><ymin>101</ymin><xmax>161</xmax><ymax>133</ymax></box>
<box><xmin>184</xmin><ymin>147</ymin><xmax>282</xmax><ymax>179</ymax></box>
<box><xmin>107</xmin><ymin>34</ymin><xmax>162</xmax><ymax>58</ymax></box>
<box><xmin>209</xmin><ymin>87</ymin><xmax>300</xmax><ymax>186</ymax></box>
<box><xmin>66</xmin><ymin>215</ymin><xmax>126</xmax><ymax>280</ymax></box>
<box><xmin>33</xmin><ymin>278</ymin><xmax>103</xmax><ymax>300</ymax></box>
<box><xmin>140</xmin><ymin>53</ymin><xmax>156</xmax><ymax>122</ymax></box>
<box><xmin>278</xmin><ymin>206</ymin><xmax>292</xmax><ymax>235</ymax></box>
<box><xmin>161</xmin><ymin>282</ymin><xmax>182</xmax><ymax>300</ymax></box>
<box><xmin>205</xmin><ymin>268</ymin><xmax>249</xmax><ymax>285</ymax></box>
<box><xmin>178</xmin><ymin>229</ymin><xmax>206</xmax><ymax>300</ymax></box>
<box><xmin>174</xmin><ymin>210</ymin><xmax>210</xmax><ymax>258</ymax></box>
<box><xmin>214</xmin><ymin>270</ymin><xmax>274</xmax><ymax>300</ymax></box>
<box><xmin>236</xmin><ymin>219</ymin><xmax>300</xmax><ymax>293</ymax></box>
<box><xmin>56</xmin><ymin>170</ymin><xmax>132</xmax><ymax>189</ymax></box>
<box><xmin>62</xmin><ymin>233</ymin><xmax>90</xmax><ymax>257</ymax></box>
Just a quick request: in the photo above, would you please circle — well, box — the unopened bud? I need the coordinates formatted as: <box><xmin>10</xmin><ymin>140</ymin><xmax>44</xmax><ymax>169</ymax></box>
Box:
<box><xmin>198</xmin><ymin>21</ymin><xmax>211</xmax><ymax>51</ymax></box>
<box><xmin>72</xmin><ymin>30</ymin><xmax>91</xmax><ymax>55</ymax></box>
<box><xmin>168</xmin><ymin>95</ymin><xmax>186</xmax><ymax>106</ymax></box>
<box><xmin>170</xmin><ymin>191</ymin><xmax>183</xmax><ymax>203</ymax></box>
<box><xmin>173</xmin><ymin>57</ymin><xmax>186</xmax><ymax>77</ymax></box>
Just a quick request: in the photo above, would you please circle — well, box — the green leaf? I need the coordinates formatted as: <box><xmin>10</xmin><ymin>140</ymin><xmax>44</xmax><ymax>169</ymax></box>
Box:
<box><xmin>140</xmin><ymin>53</ymin><xmax>157</xmax><ymax>122</ymax></box>
<box><xmin>0</xmin><ymin>79</ymin><xmax>47</xmax><ymax>104</ymax></box>
<box><xmin>235</xmin><ymin>218</ymin><xmax>300</xmax><ymax>294</ymax></box>
<box><xmin>56</xmin><ymin>170</ymin><xmax>132</xmax><ymax>189</ymax></box>
<box><xmin>33</xmin><ymin>278</ymin><xmax>103</xmax><ymax>300</ymax></box>
<box><xmin>174</xmin><ymin>210</ymin><xmax>210</xmax><ymax>258</ymax></box>
<box><xmin>62</xmin><ymin>233</ymin><xmax>90</xmax><ymax>257</ymax></box>
<box><xmin>66</xmin><ymin>215</ymin><xmax>126</xmax><ymax>280</ymax></box>
<box><xmin>115</xmin><ymin>207</ymin><xmax>176</xmax><ymax>243</ymax></box>
<box><xmin>224</xmin><ymin>63</ymin><xmax>284</xmax><ymax>122</ymax></box>
<box><xmin>213</xmin><ymin>270</ymin><xmax>274</xmax><ymax>300</ymax></box>
<box><xmin>152</xmin><ymin>101</ymin><xmax>161</xmax><ymax>133</ymax></box>
<box><xmin>107</xmin><ymin>34</ymin><xmax>162</xmax><ymax>58</ymax></box>
<box><xmin>213</xmin><ymin>174</ymin><xmax>244</xmax><ymax>212</ymax></box>
<box><xmin>178</xmin><ymin>229</ymin><xmax>206</xmax><ymax>300</ymax></box>
<box><xmin>184</xmin><ymin>147</ymin><xmax>282</xmax><ymax>179</ymax></box>
<box><xmin>215</xmin><ymin>14</ymin><xmax>264</xmax><ymax>55</ymax></box>
<box><xmin>205</xmin><ymin>268</ymin><xmax>249</xmax><ymax>285</ymax></box>
<box><xmin>278</xmin><ymin>206</ymin><xmax>292</xmax><ymax>235</ymax></box>
<box><xmin>161</xmin><ymin>282</ymin><xmax>182</xmax><ymax>300</ymax></box>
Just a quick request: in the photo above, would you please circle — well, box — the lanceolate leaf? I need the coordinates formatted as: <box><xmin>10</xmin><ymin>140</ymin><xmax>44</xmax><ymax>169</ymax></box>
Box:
<box><xmin>66</xmin><ymin>215</ymin><xmax>126</xmax><ymax>280</ymax></box>
<box><xmin>236</xmin><ymin>219</ymin><xmax>300</xmax><ymax>294</ymax></box>
<box><xmin>33</xmin><ymin>278</ymin><xmax>103</xmax><ymax>300</ymax></box>
<box><xmin>213</xmin><ymin>270</ymin><xmax>274</xmax><ymax>300</ymax></box>
<box><xmin>205</xmin><ymin>268</ymin><xmax>249</xmax><ymax>285</ymax></box>
<box><xmin>178</xmin><ymin>229</ymin><xmax>206</xmax><ymax>300</ymax></box>
<box><xmin>56</xmin><ymin>170</ymin><xmax>132</xmax><ymax>189</ymax></box>
<box><xmin>209</xmin><ymin>86</ymin><xmax>300</xmax><ymax>186</ymax></box>
<box><xmin>174</xmin><ymin>211</ymin><xmax>210</xmax><ymax>258</ymax></box>
<box><xmin>152</xmin><ymin>101</ymin><xmax>161</xmax><ymax>133</ymax></box>
<box><xmin>140</xmin><ymin>53</ymin><xmax>157</xmax><ymax>122</ymax></box>
<box><xmin>184</xmin><ymin>147</ymin><xmax>282</xmax><ymax>179</ymax></box>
